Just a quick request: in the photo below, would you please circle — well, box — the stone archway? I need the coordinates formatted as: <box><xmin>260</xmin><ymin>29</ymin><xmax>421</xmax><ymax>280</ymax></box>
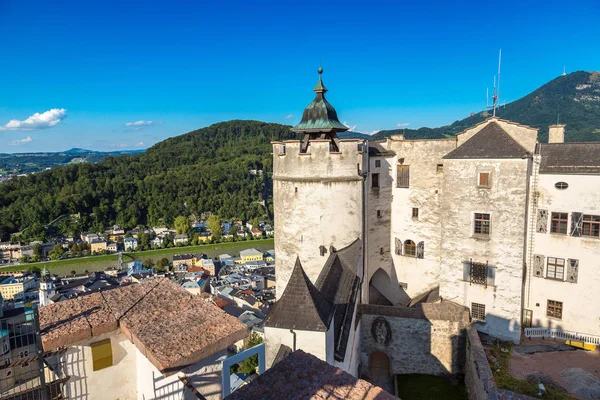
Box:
<box><xmin>368</xmin><ymin>351</ymin><xmax>392</xmax><ymax>393</ymax></box>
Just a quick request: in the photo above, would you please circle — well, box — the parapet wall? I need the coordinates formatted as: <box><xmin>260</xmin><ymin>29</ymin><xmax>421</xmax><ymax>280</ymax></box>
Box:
<box><xmin>272</xmin><ymin>139</ymin><xmax>366</xmax><ymax>181</ymax></box>
<box><xmin>465</xmin><ymin>326</ymin><xmax>536</xmax><ymax>400</ymax></box>
<box><xmin>359</xmin><ymin>301</ymin><xmax>469</xmax><ymax>378</ymax></box>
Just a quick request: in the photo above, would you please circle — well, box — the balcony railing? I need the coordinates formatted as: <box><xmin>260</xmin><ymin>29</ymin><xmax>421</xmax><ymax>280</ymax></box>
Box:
<box><xmin>524</xmin><ymin>328</ymin><xmax>600</xmax><ymax>346</ymax></box>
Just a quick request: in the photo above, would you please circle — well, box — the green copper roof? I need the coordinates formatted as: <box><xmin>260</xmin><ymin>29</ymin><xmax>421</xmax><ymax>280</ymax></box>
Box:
<box><xmin>292</xmin><ymin>68</ymin><xmax>348</xmax><ymax>133</ymax></box>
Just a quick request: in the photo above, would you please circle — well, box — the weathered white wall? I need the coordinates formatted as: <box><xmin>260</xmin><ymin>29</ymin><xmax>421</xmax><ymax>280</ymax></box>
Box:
<box><xmin>439</xmin><ymin>158</ymin><xmax>529</xmax><ymax>343</ymax></box>
<box><xmin>365</xmin><ymin>152</ymin><xmax>396</xmax><ymax>302</ymax></box>
<box><xmin>527</xmin><ymin>173</ymin><xmax>600</xmax><ymax>336</ymax></box>
<box><xmin>264</xmin><ymin>326</ymin><xmax>328</xmax><ymax>367</ymax></box>
<box><xmin>136</xmin><ymin>348</ymin><xmax>226</xmax><ymax>400</ymax></box>
<box><xmin>61</xmin><ymin>332</ymin><xmax>138</xmax><ymax>400</ymax></box>
<box><xmin>387</xmin><ymin>139</ymin><xmax>456</xmax><ymax>298</ymax></box>
<box><xmin>272</xmin><ymin>139</ymin><xmax>367</xmax><ymax>297</ymax></box>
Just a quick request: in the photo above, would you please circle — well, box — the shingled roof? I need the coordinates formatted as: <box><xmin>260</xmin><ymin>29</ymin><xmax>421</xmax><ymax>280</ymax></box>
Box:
<box><xmin>315</xmin><ymin>239</ymin><xmax>361</xmax><ymax>362</ymax></box>
<box><xmin>227</xmin><ymin>350</ymin><xmax>397</xmax><ymax>400</ymax></box>
<box><xmin>444</xmin><ymin>122</ymin><xmax>531</xmax><ymax>159</ymax></box>
<box><xmin>39</xmin><ymin>278</ymin><xmax>248</xmax><ymax>376</ymax></box>
<box><xmin>539</xmin><ymin>142</ymin><xmax>600</xmax><ymax>174</ymax></box>
<box><xmin>263</xmin><ymin>258</ymin><xmax>333</xmax><ymax>331</ymax></box>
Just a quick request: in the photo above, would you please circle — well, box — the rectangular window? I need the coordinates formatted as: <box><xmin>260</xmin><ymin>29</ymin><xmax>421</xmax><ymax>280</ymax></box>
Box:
<box><xmin>471</xmin><ymin>302</ymin><xmax>486</xmax><ymax>321</ymax></box>
<box><xmin>375</xmin><ymin>160</ymin><xmax>381</xmax><ymax>168</ymax></box>
<box><xmin>371</xmin><ymin>173</ymin><xmax>379</xmax><ymax>188</ymax></box>
<box><xmin>547</xmin><ymin>300</ymin><xmax>563</xmax><ymax>319</ymax></box>
<box><xmin>478</xmin><ymin>172</ymin><xmax>490</xmax><ymax>187</ymax></box>
<box><xmin>550</xmin><ymin>213</ymin><xmax>568</xmax><ymax>234</ymax></box>
<box><xmin>91</xmin><ymin>339</ymin><xmax>113</xmax><ymax>371</ymax></box>
<box><xmin>546</xmin><ymin>257</ymin><xmax>565</xmax><ymax>280</ymax></box>
<box><xmin>397</xmin><ymin>165</ymin><xmax>410</xmax><ymax>188</ymax></box>
<box><xmin>412</xmin><ymin>208</ymin><xmax>419</xmax><ymax>219</ymax></box>
<box><xmin>582</xmin><ymin>214</ymin><xmax>600</xmax><ymax>237</ymax></box>
<box><xmin>474</xmin><ymin>213</ymin><xmax>491</xmax><ymax>236</ymax></box>
<box><xmin>377</xmin><ymin>210</ymin><xmax>382</xmax><ymax>218</ymax></box>
<box><xmin>436</xmin><ymin>164</ymin><xmax>443</xmax><ymax>173</ymax></box>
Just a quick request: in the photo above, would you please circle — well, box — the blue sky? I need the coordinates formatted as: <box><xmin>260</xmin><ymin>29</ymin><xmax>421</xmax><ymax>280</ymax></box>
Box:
<box><xmin>1</xmin><ymin>0</ymin><xmax>599</xmax><ymax>152</ymax></box>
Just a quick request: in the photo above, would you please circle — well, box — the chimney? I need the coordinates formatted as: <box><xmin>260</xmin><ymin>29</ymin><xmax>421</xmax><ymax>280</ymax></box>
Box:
<box><xmin>548</xmin><ymin>124</ymin><xmax>565</xmax><ymax>143</ymax></box>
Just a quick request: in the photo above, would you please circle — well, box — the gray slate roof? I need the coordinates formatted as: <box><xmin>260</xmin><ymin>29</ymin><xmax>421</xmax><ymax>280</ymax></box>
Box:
<box><xmin>444</xmin><ymin>122</ymin><xmax>531</xmax><ymax>160</ymax></box>
<box><xmin>263</xmin><ymin>258</ymin><xmax>334</xmax><ymax>331</ymax></box>
<box><xmin>539</xmin><ymin>143</ymin><xmax>600</xmax><ymax>174</ymax></box>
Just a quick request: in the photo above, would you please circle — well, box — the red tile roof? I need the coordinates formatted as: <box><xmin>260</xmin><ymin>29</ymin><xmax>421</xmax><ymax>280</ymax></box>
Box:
<box><xmin>227</xmin><ymin>350</ymin><xmax>398</xmax><ymax>399</ymax></box>
<box><xmin>214</xmin><ymin>298</ymin><xmax>230</xmax><ymax>309</ymax></box>
<box><xmin>39</xmin><ymin>278</ymin><xmax>248</xmax><ymax>376</ymax></box>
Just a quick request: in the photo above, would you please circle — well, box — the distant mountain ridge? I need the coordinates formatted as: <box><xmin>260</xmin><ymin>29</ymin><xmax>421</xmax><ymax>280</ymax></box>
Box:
<box><xmin>372</xmin><ymin>71</ymin><xmax>600</xmax><ymax>143</ymax></box>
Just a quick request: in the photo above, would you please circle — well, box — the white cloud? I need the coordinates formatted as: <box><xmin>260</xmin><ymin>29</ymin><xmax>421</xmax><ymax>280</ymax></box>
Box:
<box><xmin>396</xmin><ymin>122</ymin><xmax>410</xmax><ymax>128</ymax></box>
<box><xmin>10</xmin><ymin>136</ymin><xmax>33</xmax><ymax>145</ymax></box>
<box><xmin>135</xmin><ymin>142</ymin><xmax>144</xmax><ymax>147</ymax></box>
<box><xmin>111</xmin><ymin>143</ymin><xmax>128</xmax><ymax>149</ymax></box>
<box><xmin>0</xmin><ymin>109</ymin><xmax>67</xmax><ymax>131</ymax></box>
<box><xmin>343</xmin><ymin>121</ymin><xmax>357</xmax><ymax>131</ymax></box>
<box><xmin>284</xmin><ymin>114</ymin><xmax>293</xmax><ymax>119</ymax></box>
<box><xmin>125</xmin><ymin>120</ymin><xmax>156</xmax><ymax>127</ymax></box>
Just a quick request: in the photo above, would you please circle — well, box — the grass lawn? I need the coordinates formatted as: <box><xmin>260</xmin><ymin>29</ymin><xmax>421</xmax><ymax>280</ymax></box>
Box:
<box><xmin>1</xmin><ymin>238</ymin><xmax>274</xmax><ymax>273</ymax></box>
<box><xmin>397</xmin><ymin>374</ymin><xmax>467</xmax><ymax>400</ymax></box>
<box><xmin>487</xmin><ymin>343</ymin><xmax>574</xmax><ymax>400</ymax></box>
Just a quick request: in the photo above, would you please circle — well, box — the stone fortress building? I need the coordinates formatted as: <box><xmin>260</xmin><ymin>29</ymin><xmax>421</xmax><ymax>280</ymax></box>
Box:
<box><xmin>264</xmin><ymin>68</ymin><xmax>600</xmax><ymax>381</ymax></box>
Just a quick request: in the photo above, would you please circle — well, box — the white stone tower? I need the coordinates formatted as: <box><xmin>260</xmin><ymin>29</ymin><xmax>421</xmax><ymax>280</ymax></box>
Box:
<box><xmin>271</xmin><ymin>67</ymin><xmax>368</xmax><ymax>298</ymax></box>
<box><xmin>39</xmin><ymin>266</ymin><xmax>56</xmax><ymax>307</ymax></box>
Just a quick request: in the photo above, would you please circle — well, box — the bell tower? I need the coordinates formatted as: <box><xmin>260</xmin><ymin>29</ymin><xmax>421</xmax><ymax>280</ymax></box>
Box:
<box><xmin>39</xmin><ymin>267</ymin><xmax>56</xmax><ymax>307</ymax></box>
<box><xmin>271</xmin><ymin>68</ymin><xmax>367</xmax><ymax>298</ymax></box>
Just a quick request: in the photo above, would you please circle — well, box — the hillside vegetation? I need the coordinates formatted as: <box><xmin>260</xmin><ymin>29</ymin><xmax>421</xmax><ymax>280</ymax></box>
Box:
<box><xmin>373</xmin><ymin>71</ymin><xmax>600</xmax><ymax>142</ymax></box>
<box><xmin>0</xmin><ymin>120</ymin><xmax>295</xmax><ymax>241</ymax></box>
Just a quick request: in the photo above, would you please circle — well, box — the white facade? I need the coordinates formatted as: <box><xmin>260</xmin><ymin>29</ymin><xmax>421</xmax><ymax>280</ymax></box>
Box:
<box><xmin>525</xmin><ymin>173</ymin><xmax>600</xmax><ymax>336</ymax></box>
<box><xmin>59</xmin><ymin>331</ymin><xmax>227</xmax><ymax>400</ymax></box>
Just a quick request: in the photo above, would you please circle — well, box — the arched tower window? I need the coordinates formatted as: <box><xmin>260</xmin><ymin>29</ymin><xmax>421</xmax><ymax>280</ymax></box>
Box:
<box><xmin>403</xmin><ymin>240</ymin><xmax>416</xmax><ymax>257</ymax></box>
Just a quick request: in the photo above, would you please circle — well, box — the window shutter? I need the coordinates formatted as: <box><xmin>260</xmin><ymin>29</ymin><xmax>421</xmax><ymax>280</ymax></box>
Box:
<box><xmin>567</xmin><ymin>259</ymin><xmax>579</xmax><ymax>283</ymax></box>
<box><xmin>395</xmin><ymin>238</ymin><xmax>402</xmax><ymax>255</ymax></box>
<box><xmin>533</xmin><ymin>255</ymin><xmax>545</xmax><ymax>278</ymax></box>
<box><xmin>416</xmin><ymin>241</ymin><xmax>424</xmax><ymax>259</ymax></box>
<box><xmin>570</xmin><ymin>212</ymin><xmax>583</xmax><ymax>237</ymax></box>
<box><xmin>536</xmin><ymin>209</ymin><xmax>548</xmax><ymax>233</ymax></box>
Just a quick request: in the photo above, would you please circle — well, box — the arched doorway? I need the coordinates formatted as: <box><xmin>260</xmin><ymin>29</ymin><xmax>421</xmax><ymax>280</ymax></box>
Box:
<box><xmin>368</xmin><ymin>351</ymin><xmax>392</xmax><ymax>392</ymax></box>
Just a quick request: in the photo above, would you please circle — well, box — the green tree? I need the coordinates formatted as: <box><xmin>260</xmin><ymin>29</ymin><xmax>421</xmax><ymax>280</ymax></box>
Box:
<box><xmin>174</xmin><ymin>216</ymin><xmax>190</xmax><ymax>235</ymax></box>
<box><xmin>27</xmin><ymin>266</ymin><xmax>42</xmax><ymax>277</ymax></box>
<box><xmin>49</xmin><ymin>244</ymin><xmax>64</xmax><ymax>260</ymax></box>
<box><xmin>32</xmin><ymin>243</ymin><xmax>43</xmax><ymax>257</ymax></box>
<box><xmin>156</xmin><ymin>257</ymin><xmax>170</xmax><ymax>271</ymax></box>
<box><xmin>207</xmin><ymin>215</ymin><xmax>223</xmax><ymax>239</ymax></box>
<box><xmin>237</xmin><ymin>332</ymin><xmax>264</xmax><ymax>374</ymax></box>
<box><xmin>143</xmin><ymin>258</ymin><xmax>155</xmax><ymax>269</ymax></box>
<box><xmin>70</xmin><ymin>270</ymin><xmax>76</xmax><ymax>275</ymax></box>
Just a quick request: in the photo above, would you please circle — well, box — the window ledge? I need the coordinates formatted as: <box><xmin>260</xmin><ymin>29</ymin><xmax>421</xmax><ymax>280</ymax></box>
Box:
<box><xmin>471</xmin><ymin>234</ymin><xmax>491</xmax><ymax>241</ymax></box>
<box><xmin>460</xmin><ymin>279</ymin><xmax>496</xmax><ymax>288</ymax></box>
<box><xmin>548</xmin><ymin>232</ymin><xmax>568</xmax><ymax>236</ymax></box>
<box><xmin>477</xmin><ymin>185</ymin><xmax>491</xmax><ymax>189</ymax></box>
<box><xmin>544</xmin><ymin>277</ymin><xmax>565</xmax><ymax>282</ymax></box>
<box><xmin>546</xmin><ymin>316</ymin><xmax>563</xmax><ymax>321</ymax></box>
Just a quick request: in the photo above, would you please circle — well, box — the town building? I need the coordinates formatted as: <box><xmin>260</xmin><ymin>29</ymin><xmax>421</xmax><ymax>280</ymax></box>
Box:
<box><xmin>0</xmin><ymin>274</ymin><xmax>36</xmax><ymax>301</ymax></box>
<box><xmin>123</xmin><ymin>237</ymin><xmax>138</xmax><ymax>251</ymax></box>
<box><xmin>240</xmin><ymin>248</ymin><xmax>263</xmax><ymax>263</ymax></box>
<box><xmin>90</xmin><ymin>239</ymin><xmax>107</xmax><ymax>254</ymax></box>
<box><xmin>39</xmin><ymin>268</ymin><xmax>56</xmax><ymax>307</ymax></box>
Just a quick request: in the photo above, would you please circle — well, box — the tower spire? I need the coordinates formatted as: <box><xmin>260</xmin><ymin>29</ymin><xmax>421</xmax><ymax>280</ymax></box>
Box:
<box><xmin>292</xmin><ymin>66</ymin><xmax>348</xmax><ymax>152</ymax></box>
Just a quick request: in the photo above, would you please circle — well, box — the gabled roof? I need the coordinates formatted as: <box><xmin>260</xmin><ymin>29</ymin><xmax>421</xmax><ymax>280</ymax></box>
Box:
<box><xmin>263</xmin><ymin>258</ymin><xmax>333</xmax><ymax>331</ymax></box>
<box><xmin>539</xmin><ymin>142</ymin><xmax>600</xmax><ymax>174</ymax></box>
<box><xmin>39</xmin><ymin>278</ymin><xmax>247</xmax><ymax>376</ymax></box>
<box><xmin>444</xmin><ymin>122</ymin><xmax>531</xmax><ymax>159</ymax></box>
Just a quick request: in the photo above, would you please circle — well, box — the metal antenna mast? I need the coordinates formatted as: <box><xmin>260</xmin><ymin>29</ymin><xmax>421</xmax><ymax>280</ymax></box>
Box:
<box><xmin>486</xmin><ymin>49</ymin><xmax>502</xmax><ymax>117</ymax></box>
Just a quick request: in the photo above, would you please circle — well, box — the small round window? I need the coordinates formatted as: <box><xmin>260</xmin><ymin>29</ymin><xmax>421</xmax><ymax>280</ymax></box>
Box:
<box><xmin>555</xmin><ymin>182</ymin><xmax>569</xmax><ymax>190</ymax></box>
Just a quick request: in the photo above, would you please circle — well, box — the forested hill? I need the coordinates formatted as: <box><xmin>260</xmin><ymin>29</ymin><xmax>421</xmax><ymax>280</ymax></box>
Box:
<box><xmin>373</xmin><ymin>71</ymin><xmax>600</xmax><ymax>142</ymax></box>
<box><xmin>0</xmin><ymin>120</ymin><xmax>295</xmax><ymax>241</ymax></box>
